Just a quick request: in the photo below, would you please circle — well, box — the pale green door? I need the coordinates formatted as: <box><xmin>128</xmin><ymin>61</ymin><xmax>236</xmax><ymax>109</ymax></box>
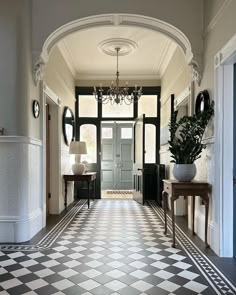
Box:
<box><xmin>101</xmin><ymin>123</ymin><xmax>133</xmax><ymax>190</ymax></box>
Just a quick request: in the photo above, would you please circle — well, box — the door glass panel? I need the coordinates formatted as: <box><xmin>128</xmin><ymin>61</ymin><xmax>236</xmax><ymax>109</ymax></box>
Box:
<box><xmin>102</xmin><ymin>127</ymin><xmax>113</xmax><ymax>139</ymax></box>
<box><xmin>102</xmin><ymin>103</ymin><xmax>133</xmax><ymax>117</ymax></box>
<box><xmin>138</xmin><ymin>95</ymin><xmax>157</xmax><ymax>117</ymax></box>
<box><xmin>135</xmin><ymin>121</ymin><xmax>143</xmax><ymax>164</ymax></box>
<box><xmin>145</xmin><ymin>124</ymin><xmax>156</xmax><ymax>163</ymax></box>
<box><xmin>80</xmin><ymin>124</ymin><xmax>97</xmax><ymax>163</ymax></box>
<box><xmin>79</xmin><ymin>95</ymin><xmax>98</xmax><ymax>117</ymax></box>
<box><xmin>121</xmin><ymin>127</ymin><xmax>132</xmax><ymax>139</ymax></box>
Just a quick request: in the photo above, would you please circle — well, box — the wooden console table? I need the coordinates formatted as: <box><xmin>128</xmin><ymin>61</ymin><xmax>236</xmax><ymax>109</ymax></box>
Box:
<box><xmin>162</xmin><ymin>180</ymin><xmax>211</xmax><ymax>248</ymax></box>
<box><xmin>63</xmin><ymin>172</ymin><xmax>97</xmax><ymax>209</ymax></box>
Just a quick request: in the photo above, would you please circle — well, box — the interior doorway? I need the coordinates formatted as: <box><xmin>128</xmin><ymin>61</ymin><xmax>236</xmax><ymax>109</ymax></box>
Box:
<box><xmin>42</xmin><ymin>85</ymin><xmax>61</xmax><ymax>222</ymax></box>
<box><xmin>101</xmin><ymin>122</ymin><xmax>134</xmax><ymax>198</ymax></box>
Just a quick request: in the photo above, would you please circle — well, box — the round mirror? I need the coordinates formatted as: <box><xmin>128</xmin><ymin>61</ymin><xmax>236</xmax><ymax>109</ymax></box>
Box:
<box><xmin>62</xmin><ymin>107</ymin><xmax>75</xmax><ymax>146</ymax></box>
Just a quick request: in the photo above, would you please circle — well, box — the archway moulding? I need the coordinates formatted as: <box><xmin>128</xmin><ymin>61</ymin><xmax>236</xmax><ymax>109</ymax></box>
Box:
<box><xmin>33</xmin><ymin>14</ymin><xmax>202</xmax><ymax>86</ymax></box>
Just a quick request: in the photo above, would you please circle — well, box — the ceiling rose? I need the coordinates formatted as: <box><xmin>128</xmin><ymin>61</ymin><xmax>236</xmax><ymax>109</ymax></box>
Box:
<box><xmin>98</xmin><ymin>38</ymin><xmax>138</xmax><ymax>56</ymax></box>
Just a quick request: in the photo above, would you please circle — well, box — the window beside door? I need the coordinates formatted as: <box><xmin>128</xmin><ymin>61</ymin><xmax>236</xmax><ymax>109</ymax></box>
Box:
<box><xmin>80</xmin><ymin>124</ymin><xmax>97</xmax><ymax>163</ymax></box>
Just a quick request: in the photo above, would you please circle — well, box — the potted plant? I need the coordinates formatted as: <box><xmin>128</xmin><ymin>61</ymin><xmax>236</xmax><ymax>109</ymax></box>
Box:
<box><xmin>168</xmin><ymin>101</ymin><xmax>214</xmax><ymax>181</ymax></box>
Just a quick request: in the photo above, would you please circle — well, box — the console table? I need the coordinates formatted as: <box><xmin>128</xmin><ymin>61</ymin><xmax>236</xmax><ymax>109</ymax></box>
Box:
<box><xmin>162</xmin><ymin>180</ymin><xmax>211</xmax><ymax>248</ymax></box>
<box><xmin>63</xmin><ymin>172</ymin><xmax>97</xmax><ymax>209</ymax></box>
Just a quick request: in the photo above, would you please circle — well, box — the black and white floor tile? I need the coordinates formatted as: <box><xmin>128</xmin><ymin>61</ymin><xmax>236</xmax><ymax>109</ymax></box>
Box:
<box><xmin>0</xmin><ymin>199</ymin><xmax>235</xmax><ymax>295</ymax></box>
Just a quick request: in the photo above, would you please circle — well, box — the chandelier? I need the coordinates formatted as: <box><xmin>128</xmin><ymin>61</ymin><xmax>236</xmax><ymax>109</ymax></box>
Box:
<box><xmin>93</xmin><ymin>47</ymin><xmax>142</xmax><ymax>105</ymax></box>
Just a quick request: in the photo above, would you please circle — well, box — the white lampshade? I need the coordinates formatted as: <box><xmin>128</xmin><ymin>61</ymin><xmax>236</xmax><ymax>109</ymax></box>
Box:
<box><xmin>69</xmin><ymin>141</ymin><xmax>87</xmax><ymax>155</ymax></box>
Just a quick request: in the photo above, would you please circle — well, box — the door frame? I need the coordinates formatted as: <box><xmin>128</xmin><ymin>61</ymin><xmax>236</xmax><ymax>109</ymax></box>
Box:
<box><xmin>101</xmin><ymin>121</ymin><xmax>134</xmax><ymax>190</ymax></box>
<box><xmin>75</xmin><ymin>86</ymin><xmax>161</xmax><ymax>199</ymax></box>
<box><xmin>215</xmin><ymin>33</ymin><xmax>236</xmax><ymax>257</ymax></box>
<box><xmin>41</xmin><ymin>82</ymin><xmax>61</xmax><ymax>225</ymax></box>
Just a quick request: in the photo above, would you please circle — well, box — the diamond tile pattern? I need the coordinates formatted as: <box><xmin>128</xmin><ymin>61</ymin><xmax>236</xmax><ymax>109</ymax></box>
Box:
<box><xmin>0</xmin><ymin>200</ymin><xmax>220</xmax><ymax>294</ymax></box>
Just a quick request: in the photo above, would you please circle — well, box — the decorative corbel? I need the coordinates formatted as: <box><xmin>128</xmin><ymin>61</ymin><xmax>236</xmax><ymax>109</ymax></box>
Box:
<box><xmin>32</xmin><ymin>49</ymin><xmax>48</xmax><ymax>87</ymax></box>
<box><xmin>189</xmin><ymin>61</ymin><xmax>202</xmax><ymax>86</ymax></box>
<box><xmin>33</xmin><ymin>60</ymin><xmax>45</xmax><ymax>86</ymax></box>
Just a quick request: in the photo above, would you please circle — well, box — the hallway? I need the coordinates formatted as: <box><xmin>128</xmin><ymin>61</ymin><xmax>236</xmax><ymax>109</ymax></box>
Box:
<box><xmin>0</xmin><ymin>200</ymin><xmax>235</xmax><ymax>295</ymax></box>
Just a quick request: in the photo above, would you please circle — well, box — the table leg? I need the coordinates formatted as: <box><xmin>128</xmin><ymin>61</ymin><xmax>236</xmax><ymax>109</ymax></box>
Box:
<box><xmin>64</xmin><ymin>180</ymin><xmax>67</xmax><ymax>208</ymax></box>
<box><xmin>163</xmin><ymin>191</ymin><xmax>167</xmax><ymax>235</ymax></box>
<box><xmin>171</xmin><ymin>196</ymin><xmax>176</xmax><ymax>248</ymax></box>
<box><xmin>205</xmin><ymin>195</ymin><xmax>209</xmax><ymax>248</ymax></box>
<box><xmin>93</xmin><ymin>179</ymin><xmax>96</xmax><ymax>201</ymax></box>
<box><xmin>192</xmin><ymin>195</ymin><xmax>195</xmax><ymax>235</ymax></box>
<box><xmin>87</xmin><ymin>181</ymin><xmax>90</xmax><ymax>209</ymax></box>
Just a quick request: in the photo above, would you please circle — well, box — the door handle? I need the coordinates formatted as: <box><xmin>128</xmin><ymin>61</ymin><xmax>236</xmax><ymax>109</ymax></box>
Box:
<box><xmin>116</xmin><ymin>163</ymin><xmax>123</xmax><ymax>168</ymax></box>
<box><xmin>137</xmin><ymin>168</ymin><xmax>143</xmax><ymax>171</ymax></box>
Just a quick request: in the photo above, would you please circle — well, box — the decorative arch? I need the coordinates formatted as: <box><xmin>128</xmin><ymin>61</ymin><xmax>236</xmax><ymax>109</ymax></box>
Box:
<box><xmin>34</xmin><ymin>14</ymin><xmax>201</xmax><ymax>86</ymax></box>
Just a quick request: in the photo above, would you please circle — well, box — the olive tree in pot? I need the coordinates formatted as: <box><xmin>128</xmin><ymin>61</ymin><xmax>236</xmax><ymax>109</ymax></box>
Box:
<box><xmin>168</xmin><ymin>101</ymin><xmax>214</xmax><ymax>181</ymax></box>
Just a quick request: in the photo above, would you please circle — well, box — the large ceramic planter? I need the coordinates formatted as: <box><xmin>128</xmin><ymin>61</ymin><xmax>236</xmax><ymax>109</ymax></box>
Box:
<box><xmin>173</xmin><ymin>163</ymin><xmax>196</xmax><ymax>182</ymax></box>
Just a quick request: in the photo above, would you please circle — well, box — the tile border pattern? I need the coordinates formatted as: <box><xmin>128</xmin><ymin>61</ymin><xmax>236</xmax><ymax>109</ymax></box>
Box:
<box><xmin>148</xmin><ymin>200</ymin><xmax>236</xmax><ymax>295</ymax></box>
<box><xmin>0</xmin><ymin>200</ymin><xmax>87</xmax><ymax>252</ymax></box>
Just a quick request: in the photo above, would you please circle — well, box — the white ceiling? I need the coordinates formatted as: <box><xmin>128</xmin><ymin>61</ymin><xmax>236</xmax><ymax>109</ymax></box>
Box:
<box><xmin>57</xmin><ymin>26</ymin><xmax>177</xmax><ymax>80</ymax></box>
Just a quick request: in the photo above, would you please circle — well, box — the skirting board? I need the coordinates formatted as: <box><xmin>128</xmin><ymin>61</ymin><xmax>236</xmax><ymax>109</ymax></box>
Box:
<box><xmin>195</xmin><ymin>211</ymin><xmax>218</xmax><ymax>254</ymax></box>
<box><xmin>0</xmin><ymin>208</ymin><xmax>43</xmax><ymax>243</ymax></box>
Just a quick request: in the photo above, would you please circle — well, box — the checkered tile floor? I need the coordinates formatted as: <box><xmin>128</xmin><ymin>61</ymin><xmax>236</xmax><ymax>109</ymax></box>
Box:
<box><xmin>0</xmin><ymin>200</ymin><xmax>233</xmax><ymax>294</ymax></box>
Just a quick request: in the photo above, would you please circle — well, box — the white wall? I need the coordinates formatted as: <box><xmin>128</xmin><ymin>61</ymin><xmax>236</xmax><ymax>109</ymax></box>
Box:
<box><xmin>44</xmin><ymin>46</ymin><xmax>75</xmax><ymax>213</ymax></box>
<box><xmin>160</xmin><ymin>0</ymin><xmax>236</xmax><ymax>255</ymax></box>
<box><xmin>0</xmin><ymin>0</ymin><xmax>43</xmax><ymax>242</ymax></box>
<box><xmin>0</xmin><ymin>0</ymin><xmax>40</xmax><ymax>137</ymax></box>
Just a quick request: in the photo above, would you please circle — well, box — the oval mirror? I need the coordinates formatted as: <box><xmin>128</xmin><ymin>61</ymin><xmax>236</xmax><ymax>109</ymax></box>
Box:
<box><xmin>195</xmin><ymin>90</ymin><xmax>210</xmax><ymax>114</ymax></box>
<box><xmin>62</xmin><ymin>107</ymin><xmax>75</xmax><ymax>146</ymax></box>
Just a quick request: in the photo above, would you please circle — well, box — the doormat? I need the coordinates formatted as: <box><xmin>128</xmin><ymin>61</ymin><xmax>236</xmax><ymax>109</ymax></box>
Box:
<box><xmin>102</xmin><ymin>190</ymin><xmax>133</xmax><ymax>199</ymax></box>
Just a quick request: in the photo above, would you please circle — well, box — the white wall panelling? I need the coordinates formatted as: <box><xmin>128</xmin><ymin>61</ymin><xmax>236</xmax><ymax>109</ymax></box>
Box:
<box><xmin>0</xmin><ymin>137</ymin><xmax>43</xmax><ymax>242</ymax></box>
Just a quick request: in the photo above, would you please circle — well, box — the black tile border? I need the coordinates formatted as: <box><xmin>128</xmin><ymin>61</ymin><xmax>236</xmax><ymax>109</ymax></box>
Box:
<box><xmin>0</xmin><ymin>200</ymin><xmax>87</xmax><ymax>252</ymax></box>
<box><xmin>148</xmin><ymin>200</ymin><xmax>236</xmax><ymax>295</ymax></box>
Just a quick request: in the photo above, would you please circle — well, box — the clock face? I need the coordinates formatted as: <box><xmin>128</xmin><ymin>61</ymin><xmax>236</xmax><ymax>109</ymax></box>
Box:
<box><xmin>33</xmin><ymin>100</ymin><xmax>40</xmax><ymax>118</ymax></box>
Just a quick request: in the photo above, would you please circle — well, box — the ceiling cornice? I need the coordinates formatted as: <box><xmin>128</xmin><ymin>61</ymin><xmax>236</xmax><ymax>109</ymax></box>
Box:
<box><xmin>204</xmin><ymin>0</ymin><xmax>232</xmax><ymax>36</ymax></box>
<box><xmin>76</xmin><ymin>74</ymin><xmax>160</xmax><ymax>81</ymax></box>
<box><xmin>154</xmin><ymin>39</ymin><xmax>171</xmax><ymax>74</ymax></box>
<box><xmin>57</xmin><ymin>40</ymin><xmax>77</xmax><ymax>77</ymax></box>
<box><xmin>158</xmin><ymin>41</ymin><xmax>177</xmax><ymax>77</ymax></box>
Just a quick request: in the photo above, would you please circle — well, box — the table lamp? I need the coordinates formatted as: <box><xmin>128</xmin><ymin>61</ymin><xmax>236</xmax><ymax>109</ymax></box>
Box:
<box><xmin>69</xmin><ymin>141</ymin><xmax>87</xmax><ymax>174</ymax></box>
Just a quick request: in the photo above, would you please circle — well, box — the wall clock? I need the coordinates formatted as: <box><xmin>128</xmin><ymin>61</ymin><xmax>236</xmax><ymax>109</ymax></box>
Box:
<box><xmin>195</xmin><ymin>90</ymin><xmax>210</xmax><ymax>114</ymax></box>
<box><xmin>32</xmin><ymin>100</ymin><xmax>40</xmax><ymax>118</ymax></box>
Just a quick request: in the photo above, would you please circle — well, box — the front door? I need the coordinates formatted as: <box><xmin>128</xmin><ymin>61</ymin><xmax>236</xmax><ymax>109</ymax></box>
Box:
<box><xmin>133</xmin><ymin>114</ymin><xmax>145</xmax><ymax>205</ymax></box>
<box><xmin>101</xmin><ymin>122</ymin><xmax>133</xmax><ymax>190</ymax></box>
<box><xmin>233</xmin><ymin>63</ymin><xmax>236</xmax><ymax>257</ymax></box>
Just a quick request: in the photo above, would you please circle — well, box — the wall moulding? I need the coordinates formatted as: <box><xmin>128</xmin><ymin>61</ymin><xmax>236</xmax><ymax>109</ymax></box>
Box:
<box><xmin>0</xmin><ymin>136</ymin><xmax>42</xmax><ymax>146</ymax></box>
<box><xmin>33</xmin><ymin>13</ymin><xmax>202</xmax><ymax>86</ymax></box>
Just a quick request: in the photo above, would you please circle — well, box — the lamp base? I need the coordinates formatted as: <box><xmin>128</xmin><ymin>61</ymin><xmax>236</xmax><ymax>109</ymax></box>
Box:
<box><xmin>72</xmin><ymin>163</ymin><xmax>85</xmax><ymax>175</ymax></box>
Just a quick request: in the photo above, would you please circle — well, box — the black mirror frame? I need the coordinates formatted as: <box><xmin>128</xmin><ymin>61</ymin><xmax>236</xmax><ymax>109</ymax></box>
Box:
<box><xmin>62</xmin><ymin>107</ymin><xmax>75</xmax><ymax>146</ymax></box>
<box><xmin>195</xmin><ymin>90</ymin><xmax>210</xmax><ymax>114</ymax></box>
